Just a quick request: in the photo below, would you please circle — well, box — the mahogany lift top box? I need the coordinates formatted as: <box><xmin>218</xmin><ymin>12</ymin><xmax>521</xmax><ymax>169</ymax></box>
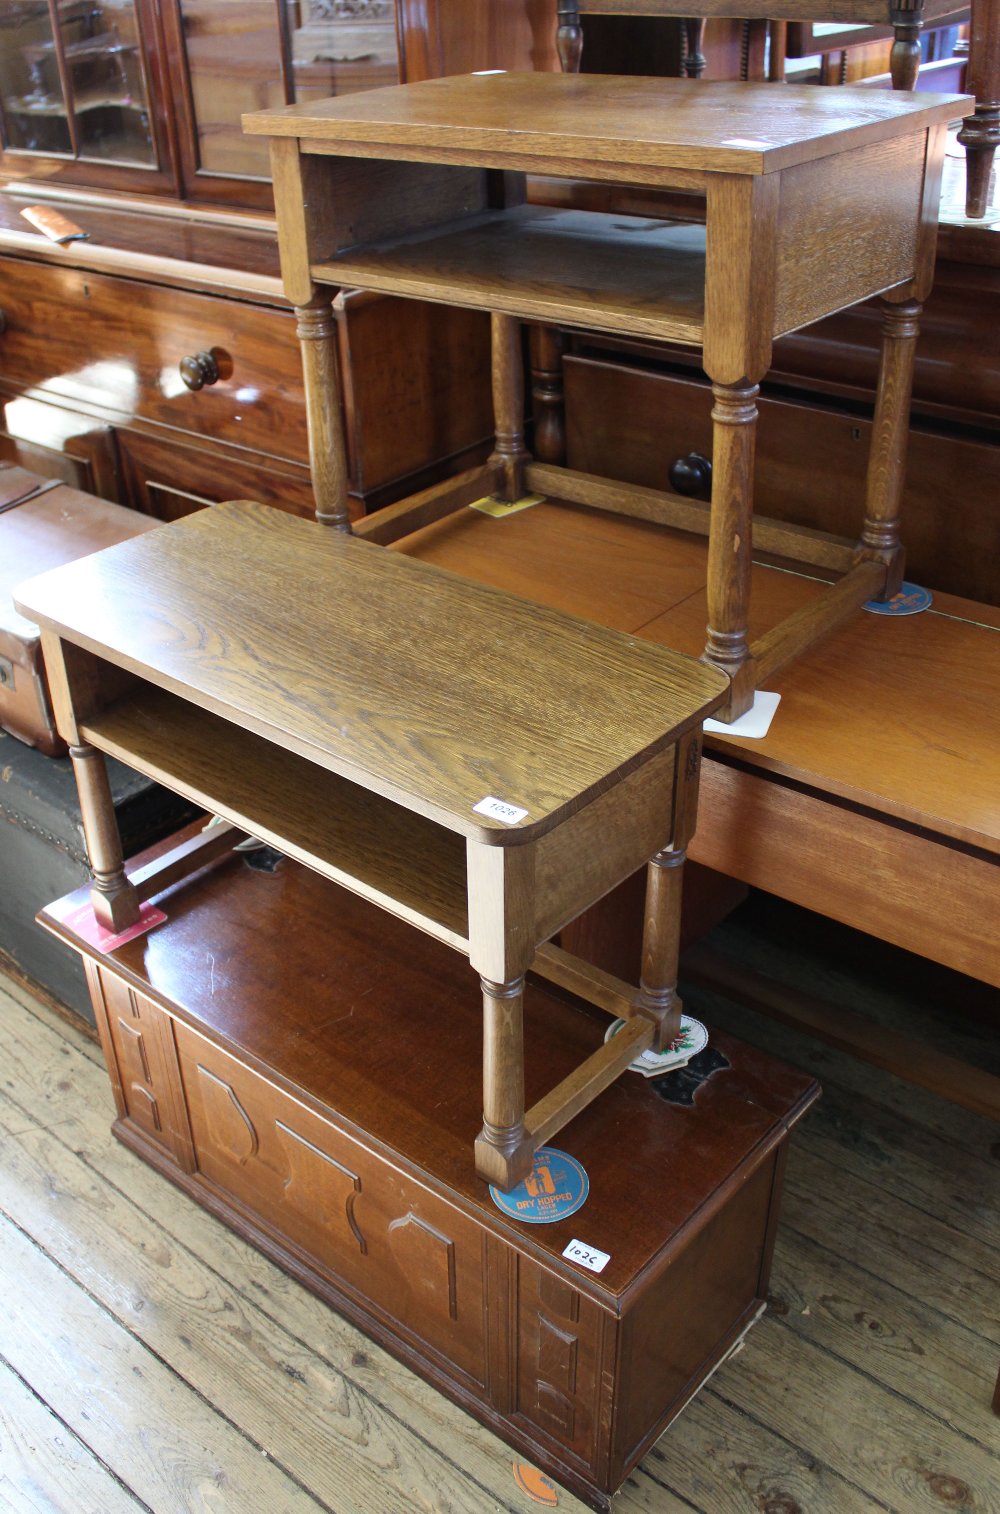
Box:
<box><xmin>40</xmin><ymin>833</ymin><xmax>819</xmax><ymax>1509</ymax></box>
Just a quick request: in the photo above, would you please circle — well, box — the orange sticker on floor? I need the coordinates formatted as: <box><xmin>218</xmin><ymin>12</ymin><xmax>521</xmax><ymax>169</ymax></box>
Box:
<box><xmin>512</xmin><ymin>1462</ymin><xmax>559</xmax><ymax>1505</ymax></box>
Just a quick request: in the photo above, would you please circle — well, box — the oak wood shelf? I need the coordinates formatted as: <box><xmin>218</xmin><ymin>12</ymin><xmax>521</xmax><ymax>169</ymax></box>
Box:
<box><xmin>315</xmin><ymin>205</ymin><xmax>709</xmax><ymax>343</ymax></box>
<box><xmin>81</xmin><ymin>685</ymin><xmax>470</xmax><ymax>950</ymax></box>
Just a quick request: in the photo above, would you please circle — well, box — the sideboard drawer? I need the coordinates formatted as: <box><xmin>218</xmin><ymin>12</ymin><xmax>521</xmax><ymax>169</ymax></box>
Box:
<box><xmin>0</xmin><ymin>257</ymin><xmax>307</xmax><ymax>463</ymax></box>
<box><xmin>174</xmin><ymin>1022</ymin><xmax>488</xmax><ymax>1388</ymax></box>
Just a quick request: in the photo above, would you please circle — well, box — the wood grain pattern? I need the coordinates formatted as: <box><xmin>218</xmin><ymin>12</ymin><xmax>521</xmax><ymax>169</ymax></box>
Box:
<box><xmin>317</xmin><ymin>206</ymin><xmax>708</xmax><ymax>345</ymax></box>
<box><xmin>80</xmin><ymin>685</ymin><xmax>469</xmax><ymax>949</ymax></box>
<box><xmin>689</xmin><ymin>757</ymin><xmax>1000</xmax><ymax>985</ymax></box>
<box><xmin>243</xmin><ymin>73</ymin><xmax>965</xmax><ymax>177</ymax></box>
<box><xmin>17</xmin><ymin>501</ymin><xmax>726</xmax><ymax>843</ymax></box>
<box><xmin>772</xmin><ymin>134</ymin><xmax>926</xmax><ymax>335</ymax></box>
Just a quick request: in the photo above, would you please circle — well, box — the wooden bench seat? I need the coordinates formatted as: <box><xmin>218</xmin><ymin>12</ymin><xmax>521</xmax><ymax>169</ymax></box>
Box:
<box><xmin>394</xmin><ymin>497</ymin><xmax>1000</xmax><ymax>995</ymax></box>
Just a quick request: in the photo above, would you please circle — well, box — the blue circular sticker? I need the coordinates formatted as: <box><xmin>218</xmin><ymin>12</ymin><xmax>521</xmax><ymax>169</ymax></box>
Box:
<box><xmin>490</xmin><ymin>1146</ymin><xmax>590</xmax><ymax>1224</ymax></box>
<box><xmin>863</xmin><ymin>582</ymin><xmax>932</xmax><ymax>616</ymax></box>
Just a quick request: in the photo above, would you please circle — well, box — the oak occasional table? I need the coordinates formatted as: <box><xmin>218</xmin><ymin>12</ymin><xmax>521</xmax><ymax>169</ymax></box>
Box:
<box><xmin>15</xmin><ymin>499</ymin><xmax>727</xmax><ymax>1190</ymax></box>
<box><xmin>244</xmin><ymin>72</ymin><xmax>967</xmax><ymax>721</ymax></box>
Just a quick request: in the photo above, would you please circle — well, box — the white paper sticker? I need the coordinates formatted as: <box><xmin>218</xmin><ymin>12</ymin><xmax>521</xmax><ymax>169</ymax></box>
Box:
<box><xmin>562</xmin><ymin>1238</ymin><xmax>611</xmax><ymax>1274</ymax></box>
<box><xmin>722</xmin><ymin>137</ymin><xmax>771</xmax><ymax>150</ymax></box>
<box><xmin>704</xmin><ymin>691</ymin><xmax>781</xmax><ymax>739</ymax></box>
<box><xmin>473</xmin><ymin>796</ymin><xmax>529</xmax><ymax>825</ymax></box>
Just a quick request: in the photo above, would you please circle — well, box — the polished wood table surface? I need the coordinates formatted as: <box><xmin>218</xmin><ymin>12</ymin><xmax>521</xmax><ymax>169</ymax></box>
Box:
<box><xmin>394</xmin><ymin>495</ymin><xmax>1000</xmax><ymax>992</ymax></box>
<box><xmin>15</xmin><ymin>499</ymin><xmax>727</xmax><ymax>1188</ymax></box>
<box><xmin>245</xmin><ymin>73</ymin><xmax>967</xmax><ymax>721</ymax></box>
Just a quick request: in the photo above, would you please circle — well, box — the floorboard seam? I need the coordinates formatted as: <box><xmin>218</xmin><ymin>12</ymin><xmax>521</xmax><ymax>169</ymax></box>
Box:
<box><xmin>0</xmin><ymin>1074</ymin><xmax>526</xmax><ymax>1514</ymax></box>
<box><xmin>0</xmin><ymin>1203</ymin><xmax>340</xmax><ymax>1514</ymax></box>
<box><xmin>0</xmin><ymin>1345</ymin><xmax>157</xmax><ymax>1514</ymax></box>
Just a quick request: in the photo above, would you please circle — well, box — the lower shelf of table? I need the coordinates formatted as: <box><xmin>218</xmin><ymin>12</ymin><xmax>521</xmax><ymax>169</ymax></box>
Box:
<box><xmin>40</xmin><ymin>839</ymin><xmax>818</xmax><ymax>1505</ymax></box>
<box><xmin>314</xmin><ymin>205</ymin><xmax>708</xmax><ymax>344</ymax></box>
<box><xmin>81</xmin><ymin>685</ymin><xmax>470</xmax><ymax>952</ymax></box>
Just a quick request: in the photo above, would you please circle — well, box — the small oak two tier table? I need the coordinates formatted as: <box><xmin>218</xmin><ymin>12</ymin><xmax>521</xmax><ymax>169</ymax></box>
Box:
<box><xmin>245</xmin><ymin>72</ymin><xmax>966</xmax><ymax>721</ymax></box>
<box><xmin>15</xmin><ymin>500</ymin><xmax>727</xmax><ymax>1191</ymax></box>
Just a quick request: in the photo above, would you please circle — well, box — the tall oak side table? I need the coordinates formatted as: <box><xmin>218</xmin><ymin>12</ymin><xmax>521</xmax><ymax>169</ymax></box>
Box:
<box><xmin>244</xmin><ymin>73</ymin><xmax>966</xmax><ymax>720</ymax></box>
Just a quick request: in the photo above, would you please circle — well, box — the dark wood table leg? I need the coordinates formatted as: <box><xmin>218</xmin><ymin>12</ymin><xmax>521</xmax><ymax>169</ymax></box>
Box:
<box><xmin>854</xmin><ymin>295</ymin><xmax>922</xmax><ymax>598</ymax></box>
<box><xmin>490</xmin><ymin>312</ymin><xmax>531</xmax><ymax>503</ymax></box>
<box><xmin>957</xmin><ymin>0</ymin><xmax>1000</xmax><ymax>218</ymax></box>
<box><xmin>557</xmin><ymin>0</ymin><xmax>583</xmax><ymax>72</ymax></box>
<box><xmin>295</xmin><ymin>293</ymin><xmax>353</xmax><ymax>532</ymax></box>
<box><xmin>889</xmin><ymin>1</ymin><xmax>925</xmax><ymax>91</ymax></box>
<box><xmin>70</xmin><ymin>743</ymin><xmax>141</xmax><ymax>933</ymax></box>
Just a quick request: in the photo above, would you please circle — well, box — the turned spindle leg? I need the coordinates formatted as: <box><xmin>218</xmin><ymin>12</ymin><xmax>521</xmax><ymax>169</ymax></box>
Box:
<box><xmin>474</xmin><ymin>974</ymin><xmax>534</xmax><ymax>1189</ymax></box>
<box><xmin>855</xmin><ymin>296</ymin><xmax>922</xmax><ymax>598</ymax></box>
<box><xmin>635</xmin><ymin>847</ymin><xmax>687</xmax><ymax>1051</ymax></box>
<box><xmin>957</xmin><ymin>3</ymin><xmax>1000</xmax><ymax>219</ymax></box>
<box><xmin>530</xmin><ymin>325</ymin><xmax>566</xmax><ymax>466</ymax></box>
<box><xmin>888</xmin><ymin>3</ymin><xmax>924</xmax><ymax>91</ymax></box>
<box><xmin>556</xmin><ymin>1</ymin><xmax>583</xmax><ymax>72</ymax></box>
<box><xmin>683</xmin><ymin>19</ymin><xmax>707</xmax><ymax>79</ymax></box>
<box><xmin>295</xmin><ymin>292</ymin><xmax>352</xmax><ymax>532</ymax></box>
<box><xmin>704</xmin><ymin>381</ymin><xmax>758</xmax><ymax>721</ymax></box>
<box><xmin>490</xmin><ymin>312</ymin><xmax>531</xmax><ymax>504</ymax></box>
<box><xmin>71</xmin><ymin>743</ymin><xmax>141</xmax><ymax>933</ymax></box>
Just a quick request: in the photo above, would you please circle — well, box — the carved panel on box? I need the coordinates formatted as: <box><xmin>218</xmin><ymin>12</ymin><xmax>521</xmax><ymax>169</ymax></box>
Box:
<box><xmin>97</xmin><ymin>975</ymin><xmax>179</xmax><ymax>1154</ymax></box>
<box><xmin>175</xmin><ymin>1021</ymin><xmax>488</xmax><ymax>1386</ymax></box>
<box><xmin>387</xmin><ymin>1212</ymin><xmax>458</xmax><ymax>1322</ymax></box>
<box><xmin>276</xmin><ymin>1120</ymin><xmax>367</xmax><ymax>1255</ymax></box>
<box><xmin>194</xmin><ymin>1063</ymin><xmax>260</xmax><ymax>1165</ymax></box>
<box><xmin>516</xmin><ymin>1262</ymin><xmax>604</xmax><ymax>1467</ymax></box>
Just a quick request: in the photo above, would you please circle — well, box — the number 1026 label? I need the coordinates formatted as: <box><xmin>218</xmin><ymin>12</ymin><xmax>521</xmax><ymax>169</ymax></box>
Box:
<box><xmin>562</xmin><ymin>1238</ymin><xmax>611</xmax><ymax>1273</ymax></box>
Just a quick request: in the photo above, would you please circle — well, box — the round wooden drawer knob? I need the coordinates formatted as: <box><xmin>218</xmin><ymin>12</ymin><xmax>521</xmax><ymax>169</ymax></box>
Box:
<box><xmin>668</xmin><ymin>451</ymin><xmax>712</xmax><ymax>499</ymax></box>
<box><xmin>179</xmin><ymin>350</ymin><xmax>220</xmax><ymax>391</ymax></box>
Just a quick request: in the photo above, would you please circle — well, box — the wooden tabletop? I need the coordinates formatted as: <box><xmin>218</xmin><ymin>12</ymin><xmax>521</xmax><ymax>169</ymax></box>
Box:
<box><xmin>244</xmin><ymin>73</ymin><xmax>968</xmax><ymax>176</ymax></box>
<box><xmin>396</xmin><ymin>500</ymin><xmax>1000</xmax><ymax>857</ymax></box>
<box><xmin>14</xmin><ymin>500</ymin><xmax>727</xmax><ymax>843</ymax></box>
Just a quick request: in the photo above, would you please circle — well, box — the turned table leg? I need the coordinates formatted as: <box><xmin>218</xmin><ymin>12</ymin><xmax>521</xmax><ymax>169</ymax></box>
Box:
<box><xmin>855</xmin><ymin>296</ymin><xmax>921</xmax><ymax>598</ymax></box>
<box><xmin>703</xmin><ymin>381</ymin><xmax>759</xmax><ymax>720</ymax></box>
<box><xmin>683</xmin><ymin>19</ymin><xmax>707</xmax><ymax>78</ymax></box>
<box><xmin>635</xmin><ymin>846</ymin><xmax>686</xmax><ymax>1051</ymax></box>
<box><xmin>530</xmin><ymin>325</ymin><xmax>566</xmax><ymax>466</ymax></box>
<box><xmin>71</xmin><ymin>743</ymin><xmax>141</xmax><ymax>933</ymax></box>
<box><xmin>957</xmin><ymin>0</ymin><xmax>1000</xmax><ymax>219</ymax></box>
<box><xmin>888</xmin><ymin>2</ymin><xmax>925</xmax><ymax>91</ymax></box>
<box><xmin>476</xmin><ymin>972</ymin><xmax>532</xmax><ymax>1188</ymax></box>
<box><xmin>490</xmin><ymin>312</ymin><xmax>532</xmax><ymax>504</ymax></box>
<box><xmin>556</xmin><ymin>1</ymin><xmax>583</xmax><ymax>72</ymax></box>
<box><xmin>295</xmin><ymin>291</ymin><xmax>353</xmax><ymax>532</ymax></box>
<box><xmin>467</xmin><ymin>841</ymin><xmax>536</xmax><ymax>1190</ymax></box>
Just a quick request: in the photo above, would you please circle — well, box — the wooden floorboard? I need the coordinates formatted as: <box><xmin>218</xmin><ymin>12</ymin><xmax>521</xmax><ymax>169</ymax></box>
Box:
<box><xmin>0</xmin><ymin>969</ymin><xmax>997</xmax><ymax>1514</ymax></box>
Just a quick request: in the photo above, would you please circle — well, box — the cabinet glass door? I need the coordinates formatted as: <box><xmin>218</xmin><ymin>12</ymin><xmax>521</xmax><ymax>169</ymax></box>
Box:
<box><xmin>169</xmin><ymin>0</ymin><xmax>400</xmax><ymax>200</ymax></box>
<box><xmin>0</xmin><ymin>0</ymin><xmax>156</xmax><ymax>163</ymax></box>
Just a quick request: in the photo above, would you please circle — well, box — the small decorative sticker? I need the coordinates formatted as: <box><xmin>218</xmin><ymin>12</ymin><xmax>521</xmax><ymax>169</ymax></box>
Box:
<box><xmin>473</xmin><ymin>795</ymin><xmax>529</xmax><ymax>825</ymax></box>
<box><xmin>562</xmin><ymin>1238</ymin><xmax>611</xmax><ymax>1274</ymax></box>
<box><xmin>490</xmin><ymin>1147</ymin><xmax>589</xmax><ymax>1223</ymax></box>
<box><xmin>863</xmin><ymin>582</ymin><xmax>933</xmax><ymax>616</ymax></box>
